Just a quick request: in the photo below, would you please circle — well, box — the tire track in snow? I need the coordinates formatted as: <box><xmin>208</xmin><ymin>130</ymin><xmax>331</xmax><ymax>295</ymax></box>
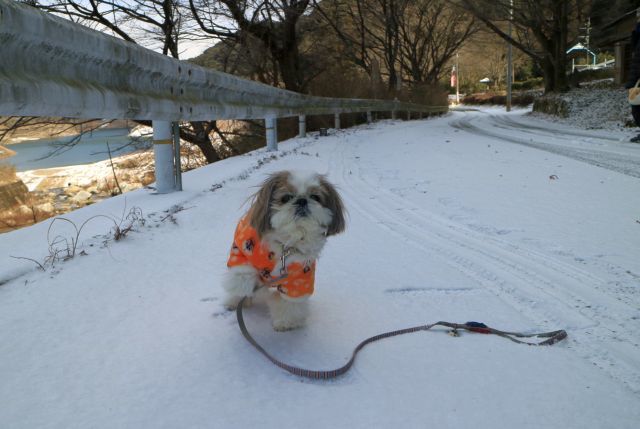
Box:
<box><xmin>328</xmin><ymin>135</ymin><xmax>640</xmax><ymax>394</ymax></box>
<box><xmin>490</xmin><ymin>114</ymin><xmax>623</xmax><ymax>142</ymax></box>
<box><xmin>450</xmin><ymin>114</ymin><xmax>640</xmax><ymax>178</ymax></box>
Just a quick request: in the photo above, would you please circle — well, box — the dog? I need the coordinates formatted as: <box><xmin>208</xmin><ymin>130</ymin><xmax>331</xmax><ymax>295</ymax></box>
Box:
<box><xmin>222</xmin><ymin>170</ymin><xmax>346</xmax><ymax>331</ymax></box>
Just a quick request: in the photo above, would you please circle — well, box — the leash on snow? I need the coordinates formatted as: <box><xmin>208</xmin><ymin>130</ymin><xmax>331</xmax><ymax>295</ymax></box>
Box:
<box><xmin>236</xmin><ymin>297</ymin><xmax>568</xmax><ymax>380</ymax></box>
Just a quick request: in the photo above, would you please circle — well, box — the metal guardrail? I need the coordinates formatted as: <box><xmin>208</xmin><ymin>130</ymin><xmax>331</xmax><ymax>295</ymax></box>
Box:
<box><xmin>0</xmin><ymin>0</ymin><xmax>448</xmax><ymax>192</ymax></box>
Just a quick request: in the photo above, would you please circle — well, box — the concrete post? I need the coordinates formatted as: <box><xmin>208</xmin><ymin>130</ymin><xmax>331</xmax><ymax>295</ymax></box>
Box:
<box><xmin>298</xmin><ymin>115</ymin><xmax>306</xmax><ymax>138</ymax></box>
<box><xmin>614</xmin><ymin>42</ymin><xmax>625</xmax><ymax>85</ymax></box>
<box><xmin>367</xmin><ymin>111</ymin><xmax>373</xmax><ymax>124</ymax></box>
<box><xmin>334</xmin><ymin>113</ymin><xmax>341</xmax><ymax>130</ymax></box>
<box><xmin>153</xmin><ymin>120</ymin><xmax>175</xmax><ymax>193</ymax></box>
<box><xmin>172</xmin><ymin>122</ymin><xmax>182</xmax><ymax>191</ymax></box>
<box><xmin>266</xmin><ymin>116</ymin><xmax>278</xmax><ymax>151</ymax></box>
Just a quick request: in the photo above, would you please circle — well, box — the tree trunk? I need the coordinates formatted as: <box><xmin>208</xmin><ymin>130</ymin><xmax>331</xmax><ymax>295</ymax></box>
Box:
<box><xmin>541</xmin><ymin>1</ymin><xmax>569</xmax><ymax>93</ymax></box>
<box><xmin>542</xmin><ymin>56</ymin><xmax>556</xmax><ymax>93</ymax></box>
<box><xmin>274</xmin><ymin>30</ymin><xmax>304</xmax><ymax>92</ymax></box>
<box><xmin>180</xmin><ymin>122</ymin><xmax>221</xmax><ymax>164</ymax></box>
<box><xmin>554</xmin><ymin>0</ymin><xmax>569</xmax><ymax>92</ymax></box>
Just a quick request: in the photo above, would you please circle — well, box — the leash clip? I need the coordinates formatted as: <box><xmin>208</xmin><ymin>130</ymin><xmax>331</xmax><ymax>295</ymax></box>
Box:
<box><xmin>280</xmin><ymin>245</ymin><xmax>292</xmax><ymax>275</ymax></box>
<box><xmin>465</xmin><ymin>321</ymin><xmax>491</xmax><ymax>334</ymax></box>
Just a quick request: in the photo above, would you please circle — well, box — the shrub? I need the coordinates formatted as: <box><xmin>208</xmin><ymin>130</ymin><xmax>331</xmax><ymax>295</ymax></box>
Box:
<box><xmin>462</xmin><ymin>92</ymin><xmax>536</xmax><ymax>107</ymax></box>
<box><xmin>512</xmin><ymin>78</ymin><xmax>544</xmax><ymax>91</ymax></box>
<box><xmin>532</xmin><ymin>96</ymin><xmax>569</xmax><ymax>117</ymax></box>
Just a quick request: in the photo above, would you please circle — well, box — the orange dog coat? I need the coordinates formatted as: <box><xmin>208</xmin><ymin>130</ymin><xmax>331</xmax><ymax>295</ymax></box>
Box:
<box><xmin>227</xmin><ymin>217</ymin><xmax>316</xmax><ymax>300</ymax></box>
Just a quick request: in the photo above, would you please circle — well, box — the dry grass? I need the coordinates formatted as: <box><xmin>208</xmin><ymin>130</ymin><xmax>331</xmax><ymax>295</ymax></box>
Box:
<box><xmin>0</xmin><ymin>191</ymin><xmax>58</xmax><ymax>233</ymax></box>
<box><xmin>0</xmin><ymin>164</ymin><xmax>17</xmax><ymax>184</ymax></box>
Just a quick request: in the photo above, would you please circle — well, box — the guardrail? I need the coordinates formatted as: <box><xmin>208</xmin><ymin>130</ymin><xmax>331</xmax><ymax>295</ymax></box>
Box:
<box><xmin>0</xmin><ymin>0</ymin><xmax>448</xmax><ymax>193</ymax></box>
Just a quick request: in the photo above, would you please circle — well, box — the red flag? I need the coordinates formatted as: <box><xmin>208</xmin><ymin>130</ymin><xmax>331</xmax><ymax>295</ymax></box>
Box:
<box><xmin>450</xmin><ymin>66</ymin><xmax>457</xmax><ymax>88</ymax></box>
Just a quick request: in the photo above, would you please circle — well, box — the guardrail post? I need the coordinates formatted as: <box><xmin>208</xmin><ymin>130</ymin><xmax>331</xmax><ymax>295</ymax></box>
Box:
<box><xmin>367</xmin><ymin>111</ymin><xmax>373</xmax><ymax>124</ymax></box>
<box><xmin>172</xmin><ymin>122</ymin><xmax>182</xmax><ymax>191</ymax></box>
<box><xmin>153</xmin><ymin>120</ymin><xmax>175</xmax><ymax>193</ymax></box>
<box><xmin>298</xmin><ymin>115</ymin><xmax>306</xmax><ymax>138</ymax></box>
<box><xmin>334</xmin><ymin>113</ymin><xmax>341</xmax><ymax>130</ymax></box>
<box><xmin>266</xmin><ymin>116</ymin><xmax>278</xmax><ymax>151</ymax></box>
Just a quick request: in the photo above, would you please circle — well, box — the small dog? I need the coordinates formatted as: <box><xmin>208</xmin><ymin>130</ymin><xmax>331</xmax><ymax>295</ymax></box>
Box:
<box><xmin>223</xmin><ymin>170</ymin><xmax>345</xmax><ymax>331</ymax></box>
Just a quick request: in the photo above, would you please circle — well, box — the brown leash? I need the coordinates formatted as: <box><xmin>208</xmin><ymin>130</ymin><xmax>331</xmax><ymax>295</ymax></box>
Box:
<box><xmin>236</xmin><ymin>297</ymin><xmax>568</xmax><ymax>380</ymax></box>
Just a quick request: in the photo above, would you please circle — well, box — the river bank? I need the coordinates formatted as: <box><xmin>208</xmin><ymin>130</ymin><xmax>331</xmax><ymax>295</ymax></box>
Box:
<box><xmin>0</xmin><ymin>144</ymin><xmax>16</xmax><ymax>160</ymax></box>
<box><xmin>0</xmin><ymin>139</ymin><xmax>206</xmax><ymax>233</ymax></box>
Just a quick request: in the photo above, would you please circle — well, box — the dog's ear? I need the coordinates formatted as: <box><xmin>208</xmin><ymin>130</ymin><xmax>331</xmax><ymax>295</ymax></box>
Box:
<box><xmin>320</xmin><ymin>176</ymin><xmax>346</xmax><ymax>236</ymax></box>
<box><xmin>248</xmin><ymin>171</ymin><xmax>290</xmax><ymax>237</ymax></box>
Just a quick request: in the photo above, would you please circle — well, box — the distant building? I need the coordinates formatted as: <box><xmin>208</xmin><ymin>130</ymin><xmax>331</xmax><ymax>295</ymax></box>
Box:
<box><xmin>597</xmin><ymin>9</ymin><xmax>637</xmax><ymax>85</ymax></box>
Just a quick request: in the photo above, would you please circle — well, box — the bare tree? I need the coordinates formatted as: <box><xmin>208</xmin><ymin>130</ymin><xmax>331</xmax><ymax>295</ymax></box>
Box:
<box><xmin>313</xmin><ymin>0</ymin><xmax>405</xmax><ymax>90</ymax></box>
<box><xmin>398</xmin><ymin>0</ymin><xmax>478</xmax><ymax>85</ymax></box>
<box><xmin>454</xmin><ymin>0</ymin><xmax>590</xmax><ymax>92</ymax></box>
<box><xmin>34</xmin><ymin>0</ymin><xmax>184</xmax><ymax>58</ymax></box>
<box><xmin>16</xmin><ymin>0</ymin><xmax>233</xmax><ymax>163</ymax></box>
<box><xmin>315</xmin><ymin>0</ymin><xmax>477</xmax><ymax>89</ymax></box>
<box><xmin>189</xmin><ymin>0</ymin><xmax>313</xmax><ymax>92</ymax></box>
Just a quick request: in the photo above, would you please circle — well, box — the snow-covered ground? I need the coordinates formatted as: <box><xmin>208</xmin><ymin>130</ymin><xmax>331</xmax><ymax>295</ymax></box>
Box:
<box><xmin>531</xmin><ymin>83</ymin><xmax>632</xmax><ymax>132</ymax></box>
<box><xmin>1</xmin><ymin>107</ymin><xmax>639</xmax><ymax>428</ymax></box>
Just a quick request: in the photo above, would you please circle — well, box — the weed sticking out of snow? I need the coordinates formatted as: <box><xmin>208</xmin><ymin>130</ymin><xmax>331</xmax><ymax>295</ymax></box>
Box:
<box><xmin>10</xmin><ymin>202</ymin><xmax>145</xmax><ymax>272</ymax></box>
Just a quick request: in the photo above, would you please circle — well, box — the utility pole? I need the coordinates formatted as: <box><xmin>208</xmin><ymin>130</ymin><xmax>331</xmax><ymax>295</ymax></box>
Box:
<box><xmin>506</xmin><ymin>0</ymin><xmax>513</xmax><ymax>112</ymax></box>
<box><xmin>584</xmin><ymin>17</ymin><xmax>593</xmax><ymax>66</ymax></box>
<box><xmin>456</xmin><ymin>53</ymin><xmax>460</xmax><ymax>104</ymax></box>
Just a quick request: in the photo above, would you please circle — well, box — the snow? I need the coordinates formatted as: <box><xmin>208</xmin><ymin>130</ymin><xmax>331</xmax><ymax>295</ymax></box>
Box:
<box><xmin>530</xmin><ymin>82</ymin><xmax>633</xmax><ymax>132</ymax></box>
<box><xmin>1</xmin><ymin>107</ymin><xmax>640</xmax><ymax>428</ymax></box>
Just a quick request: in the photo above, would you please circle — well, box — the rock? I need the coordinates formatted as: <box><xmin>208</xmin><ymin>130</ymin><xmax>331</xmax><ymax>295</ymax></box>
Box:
<box><xmin>35</xmin><ymin>202</ymin><xmax>55</xmax><ymax>217</ymax></box>
<box><xmin>15</xmin><ymin>205</ymin><xmax>33</xmax><ymax>217</ymax></box>
<box><xmin>141</xmin><ymin>171</ymin><xmax>155</xmax><ymax>185</ymax></box>
<box><xmin>532</xmin><ymin>96</ymin><xmax>569</xmax><ymax>118</ymax></box>
<box><xmin>65</xmin><ymin>185</ymin><xmax>83</xmax><ymax>195</ymax></box>
<box><xmin>122</xmin><ymin>183</ymin><xmax>142</xmax><ymax>193</ymax></box>
<box><xmin>70</xmin><ymin>190</ymin><xmax>92</xmax><ymax>203</ymax></box>
<box><xmin>0</xmin><ymin>180</ymin><xmax>29</xmax><ymax>210</ymax></box>
<box><xmin>76</xmin><ymin>177</ymin><xmax>94</xmax><ymax>188</ymax></box>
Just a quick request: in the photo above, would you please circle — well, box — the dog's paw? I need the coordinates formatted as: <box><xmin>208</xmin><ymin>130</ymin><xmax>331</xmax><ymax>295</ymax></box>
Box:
<box><xmin>223</xmin><ymin>295</ymin><xmax>253</xmax><ymax>311</ymax></box>
<box><xmin>222</xmin><ymin>266</ymin><xmax>259</xmax><ymax>295</ymax></box>
<box><xmin>271</xmin><ymin>319</ymin><xmax>304</xmax><ymax>332</ymax></box>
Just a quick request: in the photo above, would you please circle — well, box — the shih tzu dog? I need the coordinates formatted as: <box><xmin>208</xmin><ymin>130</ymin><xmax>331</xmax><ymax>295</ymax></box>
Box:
<box><xmin>223</xmin><ymin>170</ymin><xmax>345</xmax><ymax>331</ymax></box>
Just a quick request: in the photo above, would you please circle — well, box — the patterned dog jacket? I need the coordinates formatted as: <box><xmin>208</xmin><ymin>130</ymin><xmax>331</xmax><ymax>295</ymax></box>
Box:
<box><xmin>227</xmin><ymin>217</ymin><xmax>316</xmax><ymax>300</ymax></box>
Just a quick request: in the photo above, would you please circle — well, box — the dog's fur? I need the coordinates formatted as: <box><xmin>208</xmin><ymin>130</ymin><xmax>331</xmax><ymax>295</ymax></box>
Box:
<box><xmin>223</xmin><ymin>170</ymin><xmax>345</xmax><ymax>331</ymax></box>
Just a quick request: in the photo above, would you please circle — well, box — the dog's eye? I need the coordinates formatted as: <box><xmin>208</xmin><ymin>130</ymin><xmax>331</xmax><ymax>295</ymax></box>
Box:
<box><xmin>280</xmin><ymin>194</ymin><xmax>293</xmax><ymax>204</ymax></box>
<box><xmin>310</xmin><ymin>194</ymin><xmax>321</xmax><ymax>202</ymax></box>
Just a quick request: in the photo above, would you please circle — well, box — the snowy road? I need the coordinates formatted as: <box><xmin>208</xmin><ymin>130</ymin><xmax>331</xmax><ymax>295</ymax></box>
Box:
<box><xmin>333</xmin><ymin>110</ymin><xmax>640</xmax><ymax>394</ymax></box>
<box><xmin>450</xmin><ymin>111</ymin><xmax>640</xmax><ymax>178</ymax></box>
<box><xmin>1</xmin><ymin>107</ymin><xmax>640</xmax><ymax>428</ymax></box>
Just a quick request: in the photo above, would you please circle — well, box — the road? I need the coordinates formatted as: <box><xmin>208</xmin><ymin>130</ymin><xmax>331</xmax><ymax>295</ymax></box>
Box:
<box><xmin>450</xmin><ymin>110</ymin><xmax>640</xmax><ymax>178</ymax></box>
<box><xmin>2</xmin><ymin>109</ymin><xmax>640</xmax><ymax>428</ymax></box>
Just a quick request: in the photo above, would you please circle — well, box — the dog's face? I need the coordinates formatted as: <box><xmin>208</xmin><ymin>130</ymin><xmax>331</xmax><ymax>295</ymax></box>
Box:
<box><xmin>248</xmin><ymin>171</ymin><xmax>345</xmax><ymax>239</ymax></box>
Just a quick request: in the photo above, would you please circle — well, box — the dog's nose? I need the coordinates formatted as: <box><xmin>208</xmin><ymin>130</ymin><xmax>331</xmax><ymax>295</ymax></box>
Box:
<box><xmin>295</xmin><ymin>198</ymin><xmax>308</xmax><ymax>207</ymax></box>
